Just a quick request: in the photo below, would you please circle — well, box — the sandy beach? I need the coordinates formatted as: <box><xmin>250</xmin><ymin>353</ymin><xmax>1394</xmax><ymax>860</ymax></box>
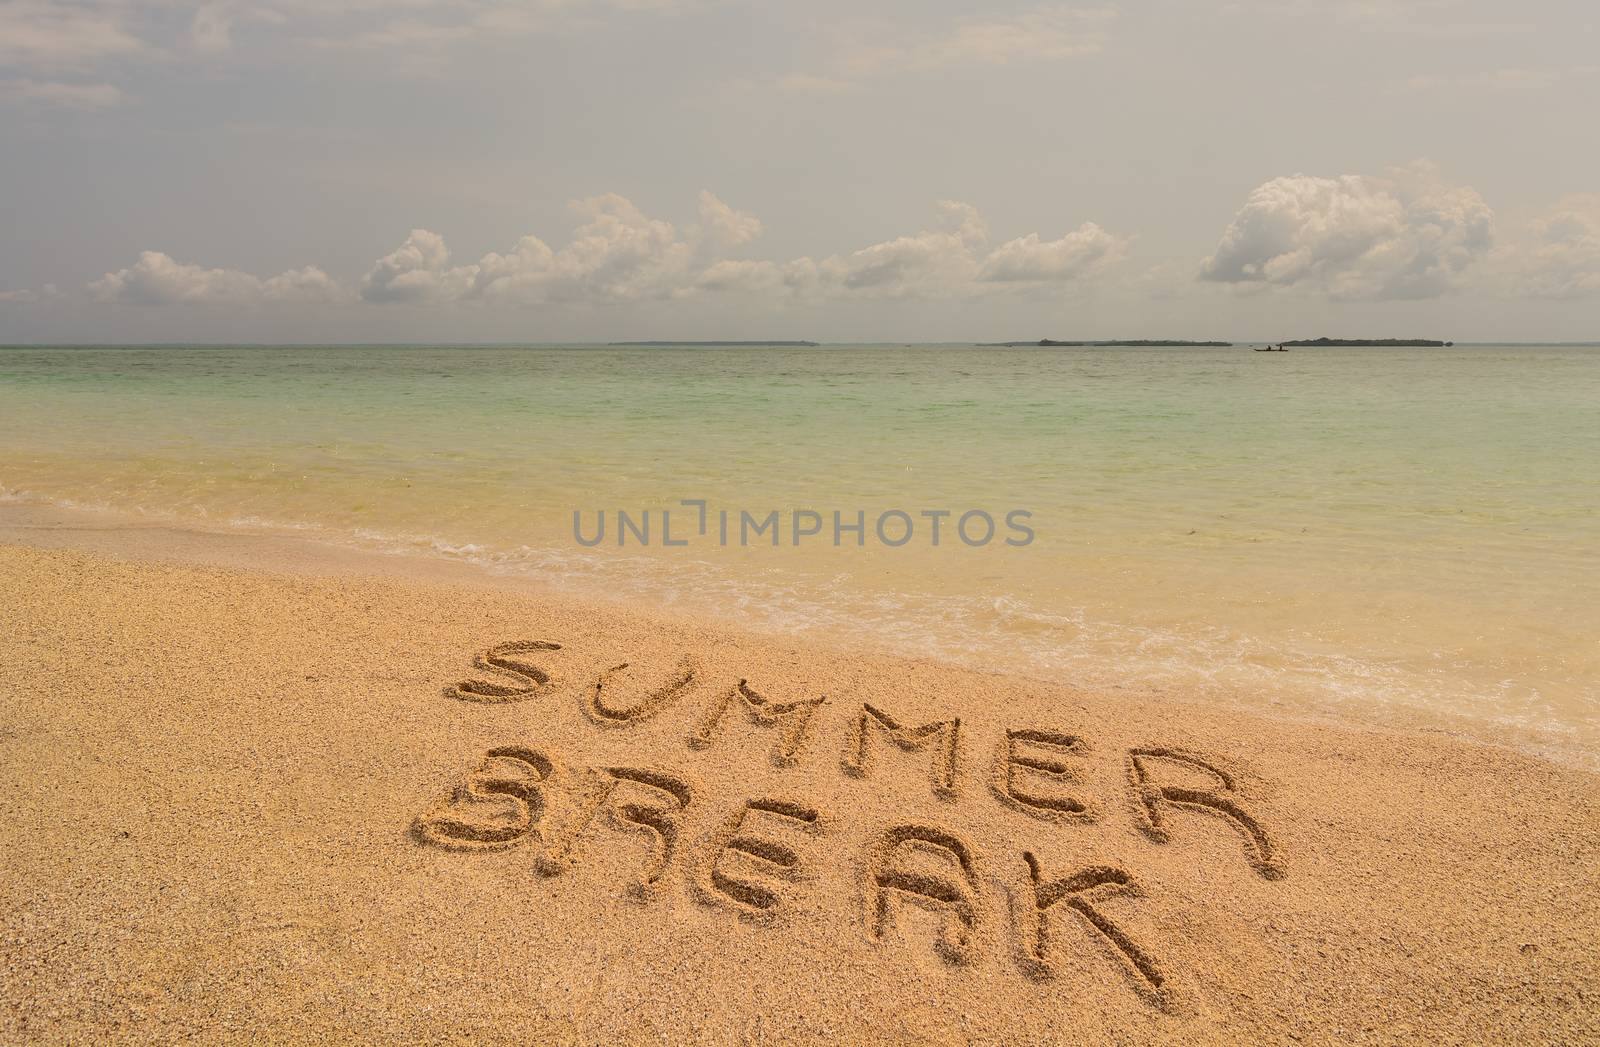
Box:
<box><xmin>2</xmin><ymin>516</ymin><xmax>1596</xmax><ymax>1045</ymax></box>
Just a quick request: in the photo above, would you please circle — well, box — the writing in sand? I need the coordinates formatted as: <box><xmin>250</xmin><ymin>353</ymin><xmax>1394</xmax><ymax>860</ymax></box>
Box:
<box><xmin>412</xmin><ymin>641</ymin><xmax>1288</xmax><ymax>1010</ymax></box>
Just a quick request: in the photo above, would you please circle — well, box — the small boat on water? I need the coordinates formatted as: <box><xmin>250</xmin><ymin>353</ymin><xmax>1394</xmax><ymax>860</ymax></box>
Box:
<box><xmin>1253</xmin><ymin>345</ymin><xmax>1289</xmax><ymax>352</ymax></box>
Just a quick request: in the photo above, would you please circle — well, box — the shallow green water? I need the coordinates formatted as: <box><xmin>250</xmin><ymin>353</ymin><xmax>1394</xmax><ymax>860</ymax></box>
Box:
<box><xmin>3</xmin><ymin>344</ymin><xmax>1596</xmax><ymax>753</ymax></box>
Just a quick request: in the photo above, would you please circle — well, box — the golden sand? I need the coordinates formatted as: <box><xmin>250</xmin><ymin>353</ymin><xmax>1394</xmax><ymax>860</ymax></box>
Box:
<box><xmin>1</xmin><ymin>530</ymin><xmax>1597</xmax><ymax>1044</ymax></box>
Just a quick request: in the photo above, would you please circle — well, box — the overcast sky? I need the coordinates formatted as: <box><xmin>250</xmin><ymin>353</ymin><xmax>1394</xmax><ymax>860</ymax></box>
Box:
<box><xmin>2</xmin><ymin>0</ymin><xmax>1597</xmax><ymax>343</ymax></box>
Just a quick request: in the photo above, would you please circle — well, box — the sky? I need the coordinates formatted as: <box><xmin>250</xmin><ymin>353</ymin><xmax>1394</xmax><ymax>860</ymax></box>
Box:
<box><xmin>2</xmin><ymin>0</ymin><xmax>1598</xmax><ymax>343</ymax></box>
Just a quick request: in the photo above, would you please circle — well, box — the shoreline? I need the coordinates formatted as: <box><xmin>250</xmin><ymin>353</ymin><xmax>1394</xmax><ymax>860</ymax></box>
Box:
<box><xmin>1</xmin><ymin>497</ymin><xmax>1592</xmax><ymax>772</ymax></box>
<box><xmin>1</xmin><ymin>527</ymin><xmax>1597</xmax><ymax>1041</ymax></box>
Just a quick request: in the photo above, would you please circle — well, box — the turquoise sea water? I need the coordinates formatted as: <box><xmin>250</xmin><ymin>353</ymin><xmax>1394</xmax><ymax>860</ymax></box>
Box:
<box><xmin>2</xmin><ymin>344</ymin><xmax>1597</xmax><ymax>755</ymax></box>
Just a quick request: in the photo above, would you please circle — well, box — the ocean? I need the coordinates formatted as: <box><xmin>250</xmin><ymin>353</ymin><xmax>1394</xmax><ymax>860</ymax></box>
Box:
<box><xmin>3</xmin><ymin>343</ymin><xmax>1596</xmax><ymax>757</ymax></box>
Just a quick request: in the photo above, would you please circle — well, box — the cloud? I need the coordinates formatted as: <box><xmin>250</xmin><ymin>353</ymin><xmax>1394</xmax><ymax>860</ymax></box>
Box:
<box><xmin>260</xmin><ymin>265</ymin><xmax>349</xmax><ymax>303</ymax></box>
<box><xmin>695</xmin><ymin>189</ymin><xmax>763</xmax><ymax>254</ymax></box>
<box><xmin>725</xmin><ymin>199</ymin><xmax>1122</xmax><ymax>299</ymax></box>
<box><xmin>0</xmin><ymin>1</ymin><xmax>144</xmax><ymax>70</ymax></box>
<box><xmin>0</xmin><ymin>77</ymin><xmax>124</xmax><ymax>109</ymax></box>
<box><xmin>801</xmin><ymin>201</ymin><xmax>1122</xmax><ymax>298</ymax></box>
<box><xmin>0</xmin><ymin>283</ymin><xmax>65</xmax><ymax>304</ymax></box>
<box><xmin>89</xmin><ymin>251</ymin><xmax>349</xmax><ymax>305</ymax></box>
<box><xmin>1199</xmin><ymin>163</ymin><xmax>1494</xmax><ymax>300</ymax></box>
<box><xmin>692</xmin><ymin>258</ymin><xmax>792</xmax><ymax>294</ymax></box>
<box><xmin>1492</xmin><ymin>196</ymin><xmax>1600</xmax><ymax>300</ymax></box>
<box><xmin>357</xmin><ymin>194</ymin><xmax>1125</xmax><ymax>306</ymax></box>
<box><xmin>979</xmin><ymin>224</ymin><xmax>1122</xmax><ymax>282</ymax></box>
<box><xmin>785</xmin><ymin>6</ymin><xmax>1112</xmax><ymax>90</ymax></box>
<box><xmin>810</xmin><ymin>201</ymin><xmax>986</xmax><ymax>296</ymax></box>
<box><xmin>361</xmin><ymin>192</ymin><xmax>762</xmax><ymax>304</ymax></box>
<box><xmin>819</xmin><ymin>234</ymin><xmax>968</xmax><ymax>294</ymax></box>
<box><xmin>358</xmin><ymin>229</ymin><xmax>472</xmax><ymax>304</ymax></box>
<box><xmin>68</xmin><ymin>194</ymin><xmax>1124</xmax><ymax>311</ymax></box>
<box><xmin>532</xmin><ymin>193</ymin><xmax>693</xmax><ymax>301</ymax></box>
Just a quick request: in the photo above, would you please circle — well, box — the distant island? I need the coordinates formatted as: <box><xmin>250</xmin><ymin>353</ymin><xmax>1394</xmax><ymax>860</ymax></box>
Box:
<box><xmin>1282</xmin><ymin>338</ymin><xmax>1453</xmax><ymax>347</ymax></box>
<box><xmin>980</xmin><ymin>339</ymin><xmax>1233</xmax><ymax>347</ymax></box>
<box><xmin>608</xmin><ymin>340</ymin><xmax>819</xmax><ymax>347</ymax></box>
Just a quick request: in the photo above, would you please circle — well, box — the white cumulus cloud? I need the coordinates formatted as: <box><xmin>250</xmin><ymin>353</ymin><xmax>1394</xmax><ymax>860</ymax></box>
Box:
<box><xmin>695</xmin><ymin>189</ymin><xmax>764</xmax><ymax>255</ymax></box>
<box><xmin>89</xmin><ymin>251</ymin><xmax>349</xmax><ymax>305</ymax></box>
<box><xmin>358</xmin><ymin>230</ymin><xmax>473</xmax><ymax>304</ymax></box>
<box><xmin>261</xmin><ymin>265</ymin><xmax>349</xmax><ymax>303</ymax></box>
<box><xmin>354</xmin><ymin>193</ymin><xmax>1127</xmax><ymax>305</ymax></box>
<box><xmin>361</xmin><ymin>192</ymin><xmax>764</xmax><ymax>305</ymax></box>
<box><xmin>70</xmin><ymin>194</ymin><xmax>1126</xmax><ymax>312</ymax></box>
<box><xmin>1199</xmin><ymin>163</ymin><xmax>1494</xmax><ymax>300</ymax></box>
<box><xmin>1492</xmin><ymin>195</ymin><xmax>1600</xmax><ymax>299</ymax></box>
<box><xmin>813</xmin><ymin>208</ymin><xmax>983</xmax><ymax>296</ymax></box>
<box><xmin>792</xmin><ymin>200</ymin><xmax>1123</xmax><ymax>299</ymax></box>
<box><xmin>978</xmin><ymin>224</ymin><xmax>1122</xmax><ymax>282</ymax></box>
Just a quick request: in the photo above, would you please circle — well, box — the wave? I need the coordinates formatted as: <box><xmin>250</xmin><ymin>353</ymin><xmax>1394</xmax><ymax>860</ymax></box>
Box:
<box><xmin>1</xmin><ymin>482</ymin><xmax>1591</xmax><ymax>764</ymax></box>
